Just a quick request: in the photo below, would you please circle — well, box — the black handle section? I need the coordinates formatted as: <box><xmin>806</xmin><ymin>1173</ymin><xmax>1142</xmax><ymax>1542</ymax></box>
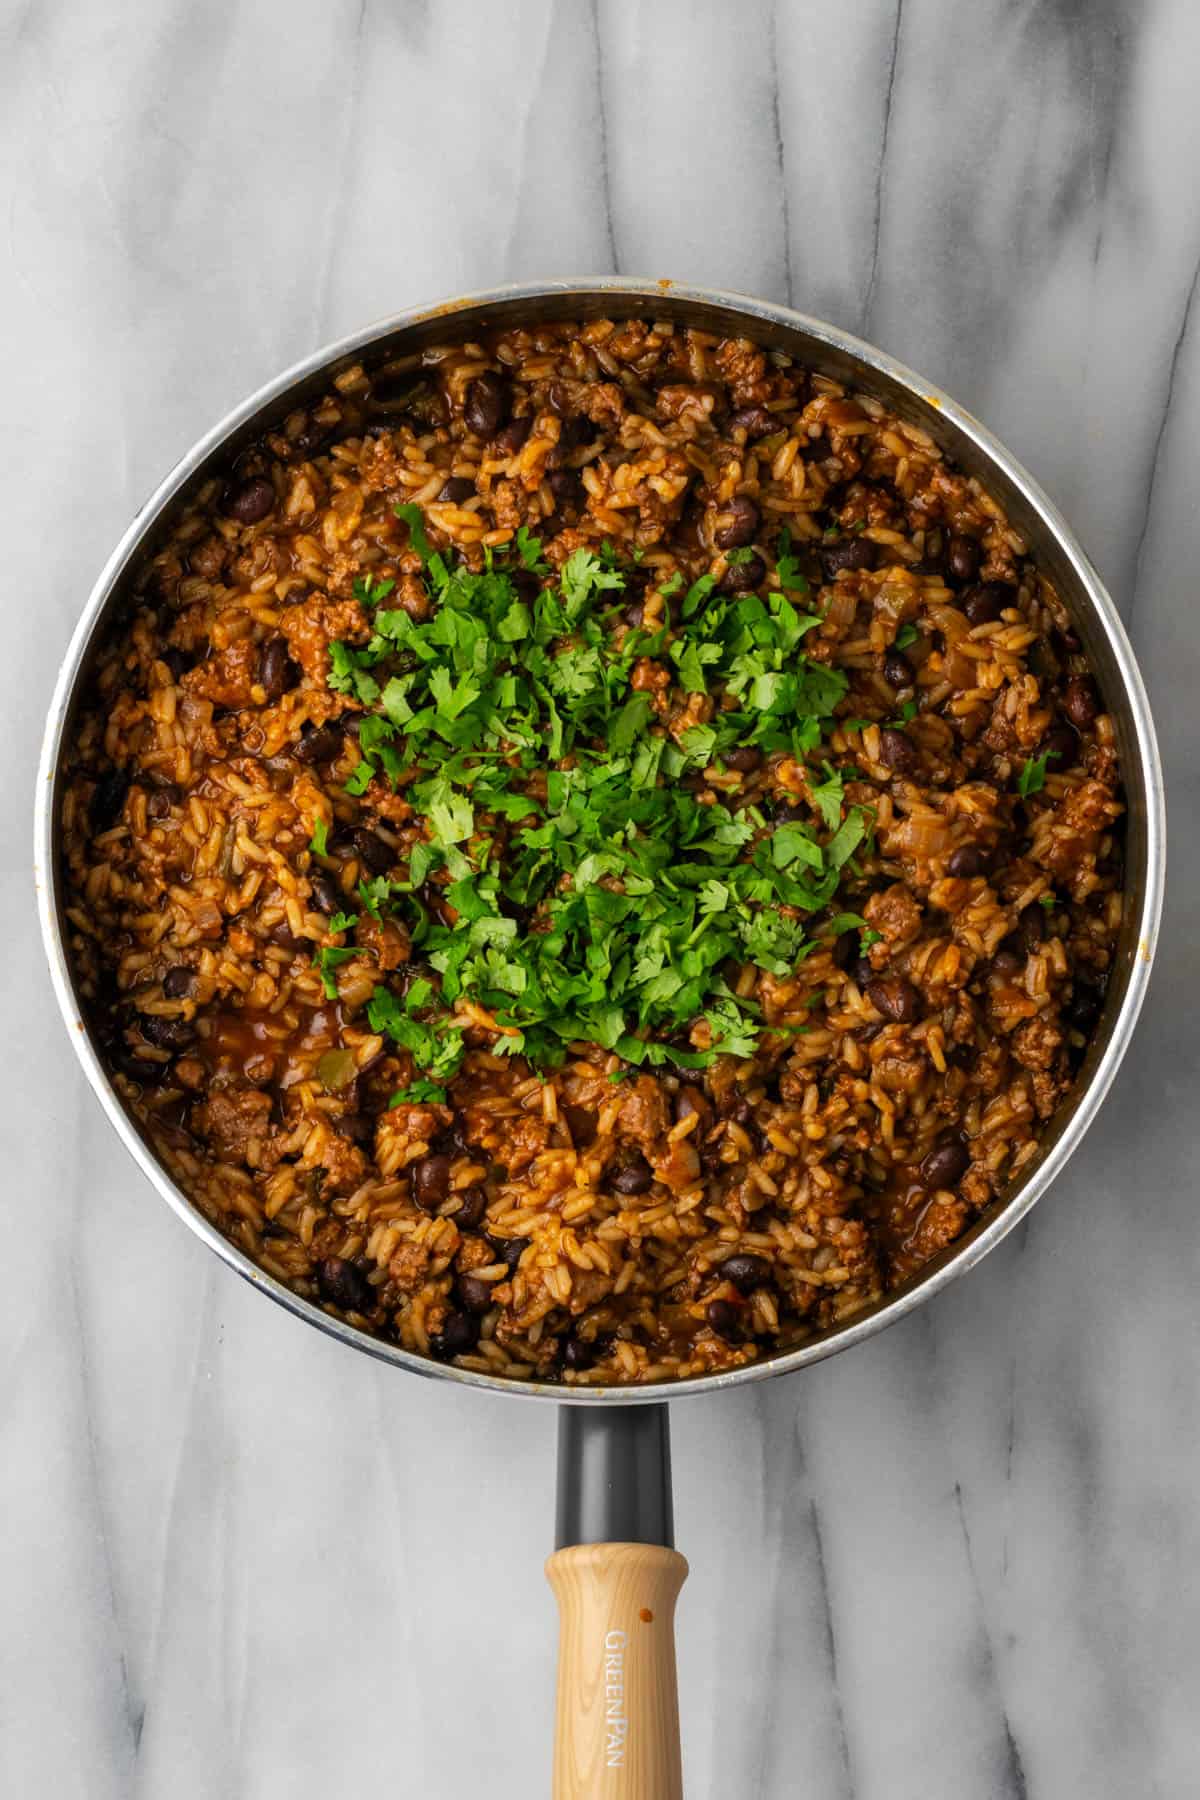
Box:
<box><xmin>555</xmin><ymin>1404</ymin><xmax>674</xmax><ymax>1550</ymax></box>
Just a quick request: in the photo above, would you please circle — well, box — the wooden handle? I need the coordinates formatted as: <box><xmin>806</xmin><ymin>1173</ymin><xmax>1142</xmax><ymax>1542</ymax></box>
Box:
<box><xmin>546</xmin><ymin>1541</ymin><xmax>688</xmax><ymax>1799</ymax></box>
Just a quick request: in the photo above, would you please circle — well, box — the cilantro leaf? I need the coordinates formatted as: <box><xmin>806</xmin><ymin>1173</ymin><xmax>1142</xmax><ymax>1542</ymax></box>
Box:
<box><xmin>394</xmin><ymin>502</ymin><xmax>432</xmax><ymax>564</ymax></box>
<box><xmin>315</xmin><ymin>945</ymin><xmax>356</xmax><ymax>999</ymax></box>
<box><xmin>514</xmin><ymin>526</ymin><xmax>547</xmax><ymax>572</ymax></box>
<box><xmin>1017</xmin><ymin>752</ymin><xmax>1051</xmax><ymax>797</ymax></box>
<box><xmin>353</xmin><ymin>575</ymin><xmax>396</xmax><ymax>608</ymax></box>
<box><xmin>389</xmin><ymin>1080</ymin><xmax>448</xmax><ymax>1106</ymax></box>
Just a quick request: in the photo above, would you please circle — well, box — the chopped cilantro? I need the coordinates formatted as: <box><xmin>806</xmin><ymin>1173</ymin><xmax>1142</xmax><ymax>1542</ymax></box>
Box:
<box><xmin>353</xmin><ymin>575</ymin><xmax>396</xmax><ymax>608</ymax></box>
<box><xmin>560</xmin><ymin>547</ymin><xmax>625</xmax><ymax>613</ymax></box>
<box><xmin>315</xmin><ymin>945</ymin><xmax>355</xmax><ymax>999</ymax></box>
<box><xmin>327</xmin><ymin>642</ymin><xmax>380</xmax><ymax>705</ymax></box>
<box><xmin>809</xmin><ymin>767</ymin><xmax>845</xmax><ymax>832</ymax></box>
<box><xmin>513</xmin><ymin>526</ymin><xmax>548</xmax><ymax>572</ymax></box>
<box><xmin>1017</xmin><ymin>752</ymin><xmax>1051</xmax><ymax>797</ymax></box>
<box><xmin>389</xmin><ymin>1080</ymin><xmax>448</xmax><ymax>1107</ymax></box>
<box><xmin>772</xmin><ymin>530</ymin><xmax>809</xmax><ymax>597</ymax></box>
<box><xmin>859</xmin><ymin>926</ymin><xmax>883</xmax><ymax>953</ymax></box>
<box><xmin>310</xmin><ymin>495</ymin><xmax>876</xmax><ymax>1074</ymax></box>
<box><xmin>310</xmin><ymin>817</ymin><xmax>330</xmax><ymax>857</ymax></box>
<box><xmin>724</xmin><ymin>546</ymin><xmax>756</xmax><ymax>566</ymax></box>
<box><xmin>894</xmin><ymin>623</ymin><xmax>918</xmax><ymax>649</ymax></box>
<box><xmin>394</xmin><ymin>502</ymin><xmax>432</xmax><ymax>564</ymax></box>
<box><xmin>1039</xmin><ymin>892</ymin><xmax>1056</xmax><ymax>909</ymax></box>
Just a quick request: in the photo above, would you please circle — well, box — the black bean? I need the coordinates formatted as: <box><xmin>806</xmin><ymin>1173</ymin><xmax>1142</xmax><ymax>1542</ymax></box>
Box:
<box><xmin>705</xmin><ymin>1299</ymin><xmax>742</xmax><ymax>1340</ymax></box>
<box><xmin>714</xmin><ymin>496</ymin><xmax>760</xmax><ymax>550</ymax></box>
<box><xmin>163</xmin><ymin>647</ymin><xmax>189</xmax><ymax>682</ymax></box>
<box><xmin>370</xmin><ymin>373</ymin><xmax>416</xmax><ymax>411</ymax></box>
<box><xmin>224</xmin><ymin>477</ymin><xmax>275</xmax><ymax>525</ymax></box>
<box><xmin>1066</xmin><ymin>978</ymin><xmax>1104</xmax><ymax>1031</ymax></box>
<box><xmin>564</xmin><ymin>1105</ymin><xmax>598</xmax><ymax>1148</ymax></box>
<box><xmin>1063</xmin><ymin>675</ymin><xmax>1099</xmax><ymax>729</ymax></box>
<box><xmin>411</xmin><ymin>1152</ymin><xmax>452</xmax><ymax>1212</ymax></box>
<box><xmin>1028</xmin><ymin>638</ymin><xmax>1061</xmax><ymax>685</ymax></box>
<box><xmin>1042</xmin><ymin>724</ymin><xmax>1079</xmax><ymax>770</ymax></box>
<box><xmin>727</xmin><ymin>1095</ymin><xmax>755</xmax><ymax>1126</ymax></box>
<box><xmin>490</xmin><ymin>1236</ymin><xmax>526</xmax><ymax>1275</ymax></box>
<box><xmin>547</xmin><ymin>468</ymin><xmax>583</xmax><ymax>508</ymax></box>
<box><xmin>962</xmin><ymin>581</ymin><xmax>1012</xmax><ymax>625</ymax></box>
<box><xmin>429</xmin><ymin>1311</ymin><xmax>479</xmax><ymax>1359</ymax></box>
<box><xmin>988</xmin><ymin>948</ymin><xmax>1023</xmax><ymax>979</ymax></box>
<box><xmin>719</xmin><ymin>553</ymin><xmax>766</xmax><ymax>594</ymax></box>
<box><xmin>559</xmin><ymin>412</ymin><xmax>599</xmax><ymax>450</ymax></box>
<box><xmin>336</xmin><ymin>1113</ymin><xmax>374</xmax><ymax>1145</ymax></box>
<box><xmin>724</xmin><ymin>745</ymin><xmax>762</xmax><ymax>773</ymax></box>
<box><xmin>292</xmin><ymin>417</ymin><xmax>333</xmax><ymax>459</ymax></box>
<box><xmin>147</xmin><ymin>784</ymin><xmax>183</xmax><ymax>820</ymax></box>
<box><xmin>865</xmin><ymin>976</ymin><xmax>921</xmax><ymax>1023</ymax></box>
<box><xmin>831</xmin><ymin>930</ymin><xmax>858</xmax><ymax>971</ymax></box>
<box><xmin>883</xmin><ymin>651</ymin><xmax>913</xmax><ymax>688</ymax></box>
<box><xmin>562</xmin><ymin>1334</ymin><xmax>594</xmax><ymax>1371</ymax></box>
<box><xmin>317</xmin><ymin>1256</ymin><xmax>373</xmax><ymax>1312</ymax></box>
<box><xmin>295</xmin><ymin>722</ymin><xmax>345</xmax><ymax>765</ymax></box>
<box><xmin>729</xmin><ymin>406</ymin><xmax>776</xmax><ymax>439</ymax></box>
<box><xmin>719</xmin><ymin>1254</ymin><xmax>773</xmax><ymax>1292</ymax></box>
<box><xmin>771</xmin><ymin>797</ymin><xmax>807</xmax><ymax>823</ymax></box>
<box><xmin>351</xmin><ymin>828</ymin><xmax>393</xmax><ymax>876</ymax></box>
<box><xmin>455</xmin><ymin>1273</ymin><xmax>495</xmax><ymax>1316</ymax></box>
<box><xmin>879</xmin><ymin>728</ymin><xmax>916</xmax><ymax>773</ymax></box>
<box><xmin>853</xmin><ymin>956</ymin><xmax>875</xmax><ymax>988</ymax></box>
<box><xmin>947</xmin><ymin>843</ymin><xmax>989</xmax><ymax>879</ymax></box>
<box><xmin>1018</xmin><ymin>904</ymin><xmax>1045</xmax><ymax>950</ymax></box>
<box><xmin>611</xmin><ymin>1151</ymin><xmax>654</xmax><ymax>1195</ymax></box>
<box><xmin>464</xmin><ymin>372</ymin><xmax>510</xmax><ymax>438</ymax></box>
<box><xmin>89</xmin><ymin>769</ymin><xmax>129</xmax><ymax>832</ymax></box>
<box><xmin>163</xmin><ymin>966</ymin><xmax>194</xmax><ymax>999</ymax></box>
<box><xmin>495</xmin><ymin>414</ymin><xmax>533</xmax><ymax>454</ymax></box>
<box><xmin>270</xmin><ymin>919</ymin><xmax>305</xmax><ymax>951</ymax></box>
<box><xmin>945</xmin><ymin>534</ymin><xmax>981</xmax><ymax>584</ymax></box>
<box><xmin>451</xmin><ymin>1186</ymin><xmax>487</xmax><ymax>1231</ymax></box>
<box><xmin>673</xmin><ymin>1085</ymin><xmax>709</xmax><ymax>1125</ymax></box>
<box><xmin>259</xmin><ymin>635</ymin><xmax>296</xmax><ymax>702</ymax></box>
<box><xmin>821</xmin><ymin>537</ymin><xmax>877</xmax><ymax>578</ymax></box>
<box><xmin>438</xmin><ymin>476</ymin><xmax>476</xmax><ymax>504</ymax></box>
<box><xmin>114</xmin><ymin>1051</ymin><xmax>170</xmax><ymax>1087</ymax></box>
<box><xmin>309</xmin><ymin>873</ymin><xmax>341</xmax><ymax>916</ymax></box>
<box><xmin>139</xmin><ymin>1013</ymin><xmax>195</xmax><ymax>1051</ymax></box>
<box><xmin>921</xmin><ymin>1137</ymin><xmax>970</xmax><ymax>1190</ymax></box>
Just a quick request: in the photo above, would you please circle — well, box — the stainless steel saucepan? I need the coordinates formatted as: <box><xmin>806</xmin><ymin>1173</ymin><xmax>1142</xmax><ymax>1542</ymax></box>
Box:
<box><xmin>35</xmin><ymin>281</ymin><xmax>1165</xmax><ymax>1797</ymax></box>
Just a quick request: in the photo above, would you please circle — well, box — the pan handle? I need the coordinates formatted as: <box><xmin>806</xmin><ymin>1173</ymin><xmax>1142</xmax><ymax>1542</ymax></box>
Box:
<box><xmin>546</xmin><ymin>1405</ymin><xmax>688</xmax><ymax>1798</ymax></box>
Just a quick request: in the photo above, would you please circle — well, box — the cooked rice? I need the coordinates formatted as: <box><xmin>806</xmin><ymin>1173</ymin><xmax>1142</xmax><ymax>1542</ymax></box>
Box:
<box><xmin>58</xmin><ymin>316</ymin><xmax>1124</xmax><ymax>1385</ymax></box>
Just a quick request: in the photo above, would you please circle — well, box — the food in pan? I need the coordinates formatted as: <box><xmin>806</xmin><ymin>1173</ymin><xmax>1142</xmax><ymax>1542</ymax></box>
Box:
<box><xmin>59</xmin><ymin>317</ymin><xmax>1124</xmax><ymax>1383</ymax></box>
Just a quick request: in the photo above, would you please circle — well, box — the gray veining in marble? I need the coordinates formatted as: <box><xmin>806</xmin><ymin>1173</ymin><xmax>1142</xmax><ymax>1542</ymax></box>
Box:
<box><xmin>3</xmin><ymin>2</ymin><xmax>1197</xmax><ymax>1795</ymax></box>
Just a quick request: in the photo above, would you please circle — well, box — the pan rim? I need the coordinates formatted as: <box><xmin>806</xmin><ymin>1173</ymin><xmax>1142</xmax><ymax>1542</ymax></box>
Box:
<box><xmin>34</xmin><ymin>277</ymin><xmax>1165</xmax><ymax>1405</ymax></box>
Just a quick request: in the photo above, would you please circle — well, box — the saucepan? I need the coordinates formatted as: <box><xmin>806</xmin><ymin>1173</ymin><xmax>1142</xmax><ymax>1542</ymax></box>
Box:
<box><xmin>34</xmin><ymin>280</ymin><xmax>1165</xmax><ymax>1796</ymax></box>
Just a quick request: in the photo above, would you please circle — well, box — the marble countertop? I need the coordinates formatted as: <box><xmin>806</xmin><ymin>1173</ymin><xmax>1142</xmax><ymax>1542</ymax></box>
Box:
<box><xmin>3</xmin><ymin>2</ymin><xmax>1197</xmax><ymax>1795</ymax></box>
